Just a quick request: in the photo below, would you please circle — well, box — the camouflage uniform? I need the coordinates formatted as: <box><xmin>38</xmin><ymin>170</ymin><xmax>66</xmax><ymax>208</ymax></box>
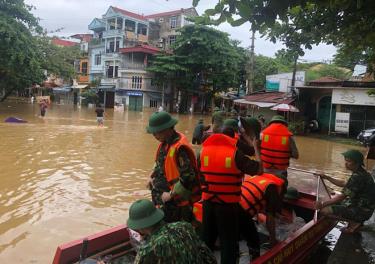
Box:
<box><xmin>332</xmin><ymin>167</ymin><xmax>375</xmax><ymax>223</ymax></box>
<box><xmin>134</xmin><ymin>221</ymin><xmax>217</xmax><ymax>264</ymax></box>
<box><xmin>152</xmin><ymin>132</ymin><xmax>199</xmax><ymax>222</ymax></box>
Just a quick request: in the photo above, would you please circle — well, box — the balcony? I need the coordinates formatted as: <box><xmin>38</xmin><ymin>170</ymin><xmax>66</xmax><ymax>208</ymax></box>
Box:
<box><xmin>103</xmin><ymin>29</ymin><xmax>124</xmax><ymax>38</ymax></box>
<box><xmin>89</xmin><ymin>38</ymin><xmax>105</xmax><ymax>47</ymax></box>
<box><xmin>121</xmin><ymin>62</ymin><xmax>146</xmax><ymax>70</ymax></box>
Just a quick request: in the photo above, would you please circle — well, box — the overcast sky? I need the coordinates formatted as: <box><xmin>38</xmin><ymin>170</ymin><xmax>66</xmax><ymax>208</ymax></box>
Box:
<box><xmin>25</xmin><ymin>0</ymin><xmax>336</xmax><ymax>62</ymax></box>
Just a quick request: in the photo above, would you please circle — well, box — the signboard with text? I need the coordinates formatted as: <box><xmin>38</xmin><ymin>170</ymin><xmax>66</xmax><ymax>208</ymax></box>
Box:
<box><xmin>335</xmin><ymin>112</ymin><xmax>350</xmax><ymax>133</ymax></box>
<box><xmin>332</xmin><ymin>89</ymin><xmax>375</xmax><ymax>106</ymax></box>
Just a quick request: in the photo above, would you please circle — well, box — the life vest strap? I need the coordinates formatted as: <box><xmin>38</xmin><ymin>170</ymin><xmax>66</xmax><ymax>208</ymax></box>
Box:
<box><xmin>203</xmin><ymin>190</ymin><xmax>242</xmax><ymax>195</ymax></box>
<box><xmin>262</xmin><ymin>159</ymin><xmax>290</xmax><ymax>166</ymax></box>
<box><xmin>261</xmin><ymin>146</ymin><xmax>291</xmax><ymax>154</ymax></box>
<box><xmin>200</xmin><ymin>171</ymin><xmax>243</xmax><ymax>177</ymax></box>
<box><xmin>204</xmin><ymin>181</ymin><xmax>242</xmax><ymax>186</ymax></box>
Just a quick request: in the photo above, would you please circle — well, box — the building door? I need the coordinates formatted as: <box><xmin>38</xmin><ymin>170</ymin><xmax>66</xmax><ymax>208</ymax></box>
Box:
<box><xmin>105</xmin><ymin>91</ymin><xmax>115</xmax><ymax>108</ymax></box>
<box><xmin>129</xmin><ymin>95</ymin><xmax>143</xmax><ymax>111</ymax></box>
<box><xmin>318</xmin><ymin>96</ymin><xmax>333</xmax><ymax>131</ymax></box>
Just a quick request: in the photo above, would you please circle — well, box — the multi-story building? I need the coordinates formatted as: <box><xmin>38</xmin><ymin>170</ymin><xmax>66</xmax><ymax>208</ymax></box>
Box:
<box><xmin>87</xmin><ymin>6</ymin><xmax>197</xmax><ymax>110</ymax></box>
<box><xmin>71</xmin><ymin>34</ymin><xmax>93</xmax><ymax>85</ymax></box>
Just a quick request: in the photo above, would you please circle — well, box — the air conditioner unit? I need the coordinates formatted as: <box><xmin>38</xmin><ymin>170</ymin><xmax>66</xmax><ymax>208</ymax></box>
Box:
<box><xmin>159</xmin><ymin>18</ymin><xmax>164</xmax><ymax>22</ymax></box>
<box><xmin>158</xmin><ymin>38</ymin><xmax>164</xmax><ymax>43</ymax></box>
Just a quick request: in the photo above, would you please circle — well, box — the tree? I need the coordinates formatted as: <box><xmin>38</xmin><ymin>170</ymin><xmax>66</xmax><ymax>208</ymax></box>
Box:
<box><xmin>193</xmin><ymin>0</ymin><xmax>375</xmax><ymax>67</ymax></box>
<box><xmin>36</xmin><ymin>36</ymin><xmax>80</xmax><ymax>80</ymax></box>
<box><xmin>0</xmin><ymin>0</ymin><xmax>44</xmax><ymax>101</ymax></box>
<box><xmin>333</xmin><ymin>44</ymin><xmax>372</xmax><ymax>71</ymax></box>
<box><xmin>253</xmin><ymin>54</ymin><xmax>279</xmax><ymax>90</ymax></box>
<box><xmin>148</xmin><ymin>25</ymin><xmax>244</xmax><ymax>112</ymax></box>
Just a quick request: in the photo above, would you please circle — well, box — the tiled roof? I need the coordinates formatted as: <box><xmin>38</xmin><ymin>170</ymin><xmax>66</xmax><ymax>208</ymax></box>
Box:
<box><xmin>51</xmin><ymin>38</ymin><xmax>78</xmax><ymax>47</ymax></box>
<box><xmin>145</xmin><ymin>9</ymin><xmax>185</xmax><ymax>19</ymax></box>
<box><xmin>112</xmin><ymin>7</ymin><xmax>147</xmax><ymax>21</ymax></box>
<box><xmin>243</xmin><ymin>91</ymin><xmax>294</xmax><ymax>104</ymax></box>
<box><xmin>70</xmin><ymin>34</ymin><xmax>93</xmax><ymax>42</ymax></box>
<box><xmin>120</xmin><ymin>44</ymin><xmax>160</xmax><ymax>55</ymax></box>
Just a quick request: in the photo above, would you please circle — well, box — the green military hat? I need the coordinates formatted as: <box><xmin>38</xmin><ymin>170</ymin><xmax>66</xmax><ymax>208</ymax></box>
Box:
<box><xmin>284</xmin><ymin>187</ymin><xmax>300</xmax><ymax>200</ymax></box>
<box><xmin>342</xmin><ymin>149</ymin><xmax>364</xmax><ymax>165</ymax></box>
<box><xmin>223</xmin><ymin>118</ymin><xmax>239</xmax><ymax>130</ymax></box>
<box><xmin>127</xmin><ymin>199</ymin><xmax>164</xmax><ymax>230</ymax></box>
<box><xmin>146</xmin><ymin>111</ymin><xmax>178</xmax><ymax>134</ymax></box>
<box><xmin>269</xmin><ymin>115</ymin><xmax>287</xmax><ymax>125</ymax></box>
<box><xmin>240</xmin><ymin>117</ymin><xmax>261</xmax><ymax>136</ymax></box>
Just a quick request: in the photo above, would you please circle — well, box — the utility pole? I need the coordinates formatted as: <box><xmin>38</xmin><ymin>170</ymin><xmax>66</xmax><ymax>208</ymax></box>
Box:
<box><xmin>247</xmin><ymin>29</ymin><xmax>255</xmax><ymax>95</ymax></box>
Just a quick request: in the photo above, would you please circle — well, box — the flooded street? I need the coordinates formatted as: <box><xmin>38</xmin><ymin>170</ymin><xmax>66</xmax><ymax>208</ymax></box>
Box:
<box><xmin>0</xmin><ymin>102</ymin><xmax>373</xmax><ymax>263</ymax></box>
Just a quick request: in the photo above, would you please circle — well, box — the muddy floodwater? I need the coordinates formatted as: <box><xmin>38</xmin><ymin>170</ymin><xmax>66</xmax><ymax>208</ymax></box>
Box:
<box><xmin>0</xmin><ymin>102</ymin><xmax>373</xmax><ymax>263</ymax></box>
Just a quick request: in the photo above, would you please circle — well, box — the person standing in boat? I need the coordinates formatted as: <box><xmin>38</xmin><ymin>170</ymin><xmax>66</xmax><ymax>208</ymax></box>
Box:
<box><xmin>199</xmin><ymin>124</ymin><xmax>262</xmax><ymax>264</ymax></box>
<box><xmin>315</xmin><ymin>149</ymin><xmax>375</xmax><ymax>233</ymax></box>
<box><xmin>260</xmin><ymin>115</ymin><xmax>299</xmax><ymax>188</ymax></box>
<box><xmin>127</xmin><ymin>199</ymin><xmax>217</xmax><ymax>264</ymax></box>
<box><xmin>147</xmin><ymin>111</ymin><xmax>201</xmax><ymax>223</ymax></box>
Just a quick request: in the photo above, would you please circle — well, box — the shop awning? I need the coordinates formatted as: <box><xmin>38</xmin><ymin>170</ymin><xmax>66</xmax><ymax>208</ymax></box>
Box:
<box><xmin>72</xmin><ymin>84</ymin><xmax>88</xmax><ymax>89</ymax></box>
<box><xmin>233</xmin><ymin>99</ymin><xmax>276</xmax><ymax>108</ymax></box>
<box><xmin>97</xmin><ymin>85</ymin><xmax>115</xmax><ymax>91</ymax></box>
<box><xmin>52</xmin><ymin>87</ymin><xmax>71</xmax><ymax>94</ymax></box>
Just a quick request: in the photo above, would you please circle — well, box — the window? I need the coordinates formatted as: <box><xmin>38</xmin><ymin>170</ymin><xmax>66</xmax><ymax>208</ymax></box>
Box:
<box><xmin>108</xmin><ymin>41</ymin><xmax>115</xmax><ymax>53</ymax></box>
<box><xmin>170</xmin><ymin>16</ymin><xmax>177</xmax><ymax>29</ymax></box>
<box><xmin>150</xmin><ymin>100</ymin><xmax>158</xmax><ymax>108</ymax></box>
<box><xmin>137</xmin><ymin>23</ymin><xmax>147</xmax><ymax>36</ymax></box>
<box><xmin>116</xmin><ymin>18</ymin><xmax>123</xmax><ymax>30</ymax></box>
<box><xmin>115</xmin><ymin>40</ymin><xmax>120</xmax><ymax>52</ymax></box>
<box><xmin>108</xmin><ymin>18</ymin><xmax>116</xmax><ymax>30</ymax></box>
<box><xmin>132</xmin><ymin>76</ymin><xmax>142</xmax><ymax>89</ymax></box>
<box><xmin>125</xmin><ymin>20</ymin><xmax>136</xmax><ymax>32</ymax></box>
<box><xmin>81</xmin><ymin>62</ymin><xmax>88</xmax><ymax>75</ymax></box>
<box><xmin>95</xmin><ymin>54</ymin><xmax>101</xmax><ymax>65</ymax></box>
<box><xmin>169</xmin><ymin>35</ymin><xmax>176</xmax><ymax>46</ymax></box>
<box><xmin>107</xmin><ymin>66</ymin><xmax>119</xmax><ymax>78</ymax></box>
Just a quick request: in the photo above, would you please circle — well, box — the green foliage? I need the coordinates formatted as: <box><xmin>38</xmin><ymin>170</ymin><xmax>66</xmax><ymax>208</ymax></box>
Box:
<box><xmin>193</xmin><ymin>0</ymin><xmax>375</xmax><ymax>67</ymax></box>
<box><xmin>305</xmin><ymin>64</ymin><xmax>351</xmax><ymax>81</ymax></box>
<box><xmin>253</xmin><ymin>55</ymin><xmax>279</xmax><ymax>90</ymax></box>
<box><xmin>147</xmin><ymin>25</ymin><xmax>244</xmax><ymax>93</ymax></box>
<box><xmin>333</xmin><ymin>44</ymin><xmax>372</xmax><ymax>70</ymax></box>
<box><xmin>81</xmin><ymin>89</ymin><xmax>98</xmax><ymax>105</ymax></box>
<box><xmin>0</xmin><ymin>0</ymin><xmax>44</xmax><ymax>101</ymax></box>
<box><xmin>36</xmin><ymin>36</ymin><xmax>80</xmax><ymax>80</ymax></box>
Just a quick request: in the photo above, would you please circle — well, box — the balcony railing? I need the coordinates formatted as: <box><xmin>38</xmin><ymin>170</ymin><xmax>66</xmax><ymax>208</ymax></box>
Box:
<box><xmin>118</xmin><ymin>78</ymin><xmax>157</xmax><ymax>91</ymax></box>
<box><xmin>89</xmin><ymin>38</ymin><xmax>104</xmax><ymax>46</ymax></box>
<box><xmin>121</xmin><ymin>62</ymin><xmax>146</xmax><ymax>70</ymax></box>
<box><xmin>103</xmin><ymin>29</ymin><xmax>123</xmax><ymax>38</ymax></box>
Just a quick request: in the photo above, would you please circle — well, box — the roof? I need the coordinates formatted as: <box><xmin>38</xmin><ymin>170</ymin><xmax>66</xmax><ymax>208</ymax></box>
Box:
<box><xmin>243</xmin><ymin>91</ymin><xmax>295</xmax><ymax>104</ymax></box>
<box><xmin>70</xmin><ymin>34</ymin><xmax>93</xmax><ymax>42</ymax></box>
<box><xmin>310</xmin><ymin>76</ymin><xmax>342</xmax><ymax>83</ymax></box>
<box><xmin>145</xmin><ymin>8</ymin><xmax>187</xmax><ymax>19</ymax></box>
<box><xmin>112</xmin><ymin>6</ymin><xmax>147</xmax><ymax>21</ymax></box>
<box><xmin>120</xmin><ymin>44</ymin><xmax>160</xmax><ymax>55</ymax></box>
<box><xmin>51</xmin><ymin>38</ymin><xmax>78</xmax><ymax>47</ymax></box>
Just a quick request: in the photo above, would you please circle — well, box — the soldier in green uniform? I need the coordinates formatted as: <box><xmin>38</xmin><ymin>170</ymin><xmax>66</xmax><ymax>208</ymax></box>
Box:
<box><xmin>147</xmin><ymin>112</ymin><xmax>201</xmax><ymax>223</ymax></box>
<box><xmin>128</xmin><ymin>199</ymin><xmax>217</xmax><ymax>264</ymax></box>
<box><xmin>315</xmin><ymin>149</ymin><xmax>375</xmax><ymax>233</ymax></box>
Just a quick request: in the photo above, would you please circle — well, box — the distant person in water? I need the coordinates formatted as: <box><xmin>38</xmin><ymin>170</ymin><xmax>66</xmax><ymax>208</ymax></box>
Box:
<box><xmin>315</xmin><ymin>150</ymin><xmax>375</xmax><ymax>233</ymax></box>
<box><xmin>95</xmin><ymin>104</ymin><xmax>105</xmax><ymax>127</ymax></box>
<box><xmin>192</xmin><ymin>119</ymin><xmax>210</xmax><ymax>145</ymax></box>
<box><xmin>39</xmin><ymin>99</ymin><xmax>48</xmax><ymax>117</ymax></box>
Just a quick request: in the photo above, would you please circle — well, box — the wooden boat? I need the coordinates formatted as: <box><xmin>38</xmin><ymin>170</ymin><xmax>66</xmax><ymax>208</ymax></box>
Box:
<box><xmin>53</xmin><ymin>172</ymin><xmax>338</xmax><ymax>264</ymax></box>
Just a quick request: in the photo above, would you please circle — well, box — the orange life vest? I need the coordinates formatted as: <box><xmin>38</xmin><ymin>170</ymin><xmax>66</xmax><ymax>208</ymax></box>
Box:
<box><xmin>155</xmin><ymin>132</ymin><xmax>201</xmax><ymax>206</ymax></box>
<box><xmin>260</xmin><ymin>123</ymin><xmax>293</xmax><ymax>170</ymax></box>
<box><xmin>239</xmin><ymin>173</ymin><xmax>284</xmax><ymax>216</ymax></box>
<box><xmin>200</xmin><ymin>134</ymin><xmax>243</xmax><ymax>203</ymax></box>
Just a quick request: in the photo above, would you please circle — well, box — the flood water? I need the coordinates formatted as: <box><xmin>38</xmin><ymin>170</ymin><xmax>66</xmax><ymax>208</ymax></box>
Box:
<box><xmin>0</xmin><ymin>102</ymin><xmax>373</xmax><ymax>263</ymax></box>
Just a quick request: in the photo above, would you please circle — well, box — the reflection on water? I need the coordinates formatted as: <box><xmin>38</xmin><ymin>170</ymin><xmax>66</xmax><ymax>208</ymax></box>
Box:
<box><xmin>0</xmin><ymin>102</ymin><xmax>373</xmax><ymax>263</ymax></box>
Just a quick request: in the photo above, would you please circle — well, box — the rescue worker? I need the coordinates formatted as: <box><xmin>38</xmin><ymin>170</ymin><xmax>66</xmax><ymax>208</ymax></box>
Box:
<box><xmin>238</xmin><ymin>173</ymin><xmax>285</xmax><ymax>259</ymax></box>
<box><xmin>147</xmin><ymin>111</ymin><xmax>201</xmax><ymax>223</ymax></box>
<box><xmin>315</xmin><ymin>150</ymin><xmax>375</xmax><ymax>233</ymax></box>
<box><xmin>128</xmin><ymin>199</ymin><xmax>217</xmax><ymax>264</ymax></box>
<box><xmin>260</xmin><ymin>115</ymin><xmax>299</xmax><ymax>187</ymax></box>
<box><xmin>192</xmin><ymin>119</ymin><xmax>210</xmax><ymax>145</ymax></box>
<box><xmin>211</xmin><ymin>106</ymin><xmax>225</xmax><ymax>133</ymax></box>
<box><xmin>199</xmin><ymin>126</ymin><xmax>262</xmax><ymax>264</ymax></box>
